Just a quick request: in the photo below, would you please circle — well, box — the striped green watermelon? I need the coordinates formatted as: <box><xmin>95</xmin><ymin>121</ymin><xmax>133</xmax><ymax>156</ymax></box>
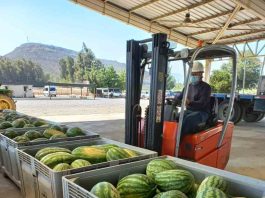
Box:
<box><xmin>123</xmin><ymin>148</ymin><xmax>138</xmax><ymax>157</ymax></box>
<box><xmin>117</xmin><ymin>174</ymin><xmax>156</xmax><ymax>198</ymax></box>
<box><xmin>40</xmin><ymin>152</ymin><xmax>75</xmax><ymax>168</ymax></box>
<box><xmin>106</xmin><ymin>147</ymin><xmax>131</xmax><ymax>161</ymax></box>
<box><xmin>35</xmin><ymin>147</ymin><xmax>71</xmax><ymax>160</ymax></box>
<box><xmin>187</xmin><ymin>183</ymin><xmax>199</xmax><ymax>198</ymax></box>
<box><xmin>91</xmin><ymin>182</ymin><xmax>120</xmax><ymax>198</ymax></box>
<box><xmin>13</xmin><ymin>135</ymin><xmax>30</xmax><ymax>143</ymax></box>
<box><xmin>96</xmin><ymin>144</ymin><xmax>119</xmax><ymax>152</ymax></box>
<box><xmin>72</xmin><ymin>146</ymin><xmax>106</xmax><ymax>163</ymax></box>
<box><xmin>43</xmin><ymin>128</ymin><xmax>65</xmax><ymax>138</ymax></box>
<box><xmin>12</xmin><ymin>118</ymin><xmax>26</xmax><ymax>128</ymax></box>
<box><xmin>0</xmin><ymin>121</ymin><xmax>13</xmax><ymax>129</ymax></box>
<box><xmin>53</xmin><ymin>163</ymin><xmax>72</xmax><ymax>171</ymax></box>
<box><xmin>33</xmin><ymin>120</ymin><xmax>47</xmax><ymax>127</ymax></box>
<box><xmin>66</xmin><ymin>127</ymin><xmax>85</xmax><ymax>137</ymax></box>
<box><xmin>198</xmin><ymin>176</ymin><xmax>228</xmax><ymax>193</ymax></box>
<box><xmin>146</xmin><ymin>159</ymin><xmax>178</xmax><ymax>181</ymax></box>
<box><xmin>196</xmin><ymin>187</ymin><xmax>227</xmax><ymax>198</ymax></box>
<box><xmin>154</xmin><ymin>190</ymin><xmax>188</xmax><ymax>198</ymax></box>
<box><xmin>4</xmin><ymin>129</ymin><xmax>19</xmax><ymax>139</ymax></box>
<box><xmin>24</xmin><ymin>130</ymin><xmax>42</xmax><ymax>140</ymax></box>
<box><xmin>71</xmin><ymin>159</ymin><xmax>91</xmax><ymax>168</ymax></box>
<box><xmin>155</xmin><ymin>169</ymin><xmax>195</xmax><ymax>194</ymax></box>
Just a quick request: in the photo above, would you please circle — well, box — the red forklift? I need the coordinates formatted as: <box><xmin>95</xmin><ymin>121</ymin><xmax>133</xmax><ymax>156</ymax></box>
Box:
<box><xmin>125</xmin><ymin>33</ymin><xmax>237</xmax><ymax>169</ymax></box>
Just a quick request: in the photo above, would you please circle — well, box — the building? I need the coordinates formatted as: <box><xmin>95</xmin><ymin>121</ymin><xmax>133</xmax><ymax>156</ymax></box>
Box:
<box><xmin>0</xmin><ymin>84</ymin><xmax>34</xmax><ymax>98</ymax></box>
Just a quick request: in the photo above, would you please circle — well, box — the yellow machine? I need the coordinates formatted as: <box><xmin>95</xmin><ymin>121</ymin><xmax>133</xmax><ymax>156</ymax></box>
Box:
<box><xmin>0</xmin><ymin>88</ymin><xmax>16</xmax><ymax>110</ymax></box>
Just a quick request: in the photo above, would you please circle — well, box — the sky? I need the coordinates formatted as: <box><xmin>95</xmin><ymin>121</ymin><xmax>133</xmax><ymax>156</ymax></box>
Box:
<box><xmin>0</xmin><ymin>0</ymin><xmax>263</xmax><ymax>82</ymax></box>
<box><xmin>0</xmin><ymin>0</ymin><xmax>151</xmax><ymax>62</ymax></box>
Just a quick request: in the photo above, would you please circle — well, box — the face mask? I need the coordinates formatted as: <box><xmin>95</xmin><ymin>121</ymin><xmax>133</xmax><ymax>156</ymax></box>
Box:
<box><xmin>190</xmin><ymin>76</ymin><xmax>200</xmax><ymax>85</ymax></box>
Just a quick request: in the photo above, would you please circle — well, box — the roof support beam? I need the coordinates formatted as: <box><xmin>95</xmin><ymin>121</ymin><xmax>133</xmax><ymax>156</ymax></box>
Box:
<box><xmin>129</xmin><ymin>0</ymin><xmax>160</xmax><ymax>12</ymax></box>
<box><xmin>212</xmin><ymin>29</ymin><xmax>265</xmax><ymax>42</ymax></box>
<box><xmin>233</xmin><ymin>0</ymin><xmax>265</xmax><ymax>21</ymax></box>
<box><xmin>222</xmin><ymin>35</ymin><xmax>265</xmax><ymax>45</ymax></box>
<box><xmin>171</xmin><ymin>8</ymin><xmax>244</xmax><ymax>30</ymax></box>
<box><xmin>187</xmin><ymin>17</ymin><xmax>260</xmax><ymax>36</ymax></box>
<box><xmin>151</xmin><ymin>0</ymin><xmax>215</xmax><ymax>22</ymax></box>
<box><xmin>70</xmin><ymin>0</ymin><xmax>198</xmax><ymax>47</ymax></box>
<box><xmin>212</xmin><ymin>5</ymin><xmax>241</xmax><ymax>44</ymax></box>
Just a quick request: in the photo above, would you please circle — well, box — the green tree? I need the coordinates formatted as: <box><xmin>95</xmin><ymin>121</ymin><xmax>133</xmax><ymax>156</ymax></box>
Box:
<box><xmin>118</xmin><ymin>70</ymin><xmax>126</xmax><ymax>90</ymax></box>
<box><xmin>210</xmin><ymin>53</ymin><xmax>261</xmax><ymax>92</ymax></box>
<box><xmin>166</xmin><ymin>67</ymin><xmax>176</xmax><ymax>90</ymax></box>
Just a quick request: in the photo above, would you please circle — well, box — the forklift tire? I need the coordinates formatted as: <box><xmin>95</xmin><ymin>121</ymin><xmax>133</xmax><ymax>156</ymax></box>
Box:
<box><xmin>218</xmin><ymin>101</ymin><xmax>242</xmax><ymax>124</ymax></box>
<box><xmin>242</xmin><ymin>103</ymin><xmax>264</xmax><ymax>122</ymax></box>
<box><xmin>0</xmin><ymin>94</ymin><xmax>16</xmax><ymax>110</ymax></box>
<box><xmin>256</xmin><ymin>113</ymin><xmax>265</xmax><ymax>122</ymax></box>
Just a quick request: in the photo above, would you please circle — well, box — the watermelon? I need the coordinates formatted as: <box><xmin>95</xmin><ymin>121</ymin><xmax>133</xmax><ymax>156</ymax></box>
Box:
<box><xmin>24</xmin><ymin>130</ymin><xmax>42</xmax><ymax>140</ymax></box>
<box><xmin>40</xmin><ymin>152</ymin><xmax>75</xmax><ymax>168</ymax></box>
<box><xmin>4</xmin><ymin>129</ymin><xmax>19</xmax><ymax>139</ymax></box>
<box><xmin>53</xmin><ymin>163</ymin><xmax>72</xmax><ymax>172</ymax></box>
<box><xmin>72</xmin><ymin>146</ymin><xmax>106</xmax><ymax>163</ymax></box>
<box><xmin>96</xmin><ymin>144</ymin><xmax>119</xmax><ymax>152</ymax></box>
<box><xmin>35</xmin><ymin>147</ymin><xmax>71</xmax><ymax>160</ymax></box>
<box><xmin>117</xmin><ymin>174</ymin><xmax>156</xmax><ymax>198</ymax></box>
<box><xmin>91</xmin><ymin>182</ymin><xmax>120</xmax><ymax>198</ymax></box>
<box><xmin>187</xmin><ymin>183</ymin><xmax>199</xmax><ymax>198</ymax></box>
<box><xmin>71</xmin><ymin>159</ymin><xmax>91</xmax><ymax>168</ymax></box>
<box><xmin>13</xmin><ymin>135</ymin><xmax>30</xmax><ymax>143</ymax></box>
<box><xmin>30</xmin><ymin>138</ymin><xmax>48</xmax><ymax>142</ymax></box>
<box><xmin>154</xmin><ymin>190</ymin><xmax>188</xmax><ymax>198</ymax></box>
<box><xmin>49</xmin><ymin>125</ymin><xmax>63</xmax><ymax>131</ymax></box>
<box><xmin>0</xmin><ymin>121</ymin><xmax>13</xmax><ymax>129</ymax></box>
<box><xmin>49</xmin><ymin>134</ymin><xmax>67</xmax><ymax>140</ymax></box>
<box><xmin>123</xmin><ymin>148</ymin><xmax>138</xmax><ymax>157</ymax></box>
<box><xmin>24</xmin><ymin>124</ymin><xmax>35</xmax><ymax>128</ymax></box>
<box><xmin>196</xmin><ymin>187</ymin><xmax>227</xmax><ymax>198</ymax></box>
<box><xmin>43</xmin><ymin>128</ymin><xmax>65</xmax><ymax>138</ymax></box>
<box><xmin>154</xmin><ymin>169</ymin><xmax>195</xmax><ymax>193</ymax></box>
<box><xmin>106</xmin><ymin>147</ymin><xmax>131</xmax><ymax>161</ymax></box>
<box><xmin>33</xmin><ymin>120</ymin><xmax>47</xmax><ymax>127</ymax></box>
<box><xmin>66</xmin><ymin>127</ymin><xmax>85</xmax><ymax>137</ymax></box>
<box><xmin>146</xmin><ymin>159</ymin><xmax>178</xmax><ymax>181</ymax></box>
<box><xmin>12</xmin><ymin>118</ymin><xmax>26</xmax><ymax>128</ymax></box>
<box><xmin>198</xmin><ymin>176</ymin><xmax>228</xmax><ymax>193</ymax></box>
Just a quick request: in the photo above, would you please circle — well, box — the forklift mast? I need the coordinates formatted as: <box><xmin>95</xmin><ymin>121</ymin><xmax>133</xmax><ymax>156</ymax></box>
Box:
<box><xmin>125</xmin><ymin>33</ymin><xmax>169</xmax><ymax>153</ymax></box>
<box><xmin>125</xmin><ymin>33</ymin><xmax>237</xmax><ymax>157</ymax></box>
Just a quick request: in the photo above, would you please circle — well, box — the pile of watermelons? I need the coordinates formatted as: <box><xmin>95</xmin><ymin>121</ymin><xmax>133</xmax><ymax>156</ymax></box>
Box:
<box><xmin>34</xmin><ymin>144</ymin><xmax>139</xmax><ymax>171</ymax></box>
<box><xmin>2</xmin><ymin>126</ymin><xmax>85</xmax><ymax>143</ymax></box>
<box><xmin>90</xmin><ymin>158</ymin><xmax>241</xmax><ymax>198</ymax></box>
<box><xmin>0</xmin><ymin>111</ymin><xmax>48</xmax><ymax>129</ymax></box>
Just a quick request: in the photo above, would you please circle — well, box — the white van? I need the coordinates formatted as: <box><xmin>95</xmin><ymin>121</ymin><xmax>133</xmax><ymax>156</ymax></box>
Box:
<box><xmin>43</xmin><ymin>85</ymin><xmax>57</xmax><ymax>97</ymax></box>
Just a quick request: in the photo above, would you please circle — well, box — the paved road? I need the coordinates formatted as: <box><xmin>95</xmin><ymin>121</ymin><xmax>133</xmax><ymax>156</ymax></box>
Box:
<box><xmin>2</xmin><ymin>98</ymin><xmax>264</xmax><ymax>197</ymax></box>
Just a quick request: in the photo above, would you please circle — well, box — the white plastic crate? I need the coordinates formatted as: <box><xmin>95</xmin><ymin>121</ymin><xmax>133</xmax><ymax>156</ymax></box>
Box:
<box><xmin>18</xmin><ymin>137</ymin><xmax>157</xmax><ymax>198</ymax></box>
<box><xmin>62</xmin><ymin>156</ymin><xmax>265</xmax><ymax>198</ymax></box>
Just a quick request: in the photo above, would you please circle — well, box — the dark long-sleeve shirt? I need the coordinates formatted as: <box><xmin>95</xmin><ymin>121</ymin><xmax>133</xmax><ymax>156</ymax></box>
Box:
<box><xmin>176</xmin><ymin>81</ymin><xmax>211</xmax><ymax>113</ymax></box>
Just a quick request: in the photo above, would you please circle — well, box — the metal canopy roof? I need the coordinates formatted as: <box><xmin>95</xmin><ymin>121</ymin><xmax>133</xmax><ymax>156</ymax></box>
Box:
<box><xmin>71</xmin><ymin>0</ymin><xmax>265</xmax><ymax>48</ymax></box>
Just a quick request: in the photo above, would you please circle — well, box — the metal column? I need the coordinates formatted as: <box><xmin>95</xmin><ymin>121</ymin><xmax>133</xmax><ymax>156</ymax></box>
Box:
<box><xmin>146</xmin><ymin>33</ymin><xmax>169</xmax><ymax>154</ymax></box>
<box><xmin>125</xmin><ymin>40</ymin><xmax>141</xmax><ymax>146</ymax></box>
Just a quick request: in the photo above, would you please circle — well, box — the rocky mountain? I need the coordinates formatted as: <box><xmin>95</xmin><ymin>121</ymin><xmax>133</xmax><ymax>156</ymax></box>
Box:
<box><xmin>4</xmin><ymin>43</ymin><xmax>126</xmax><ymax>76</ymax></box>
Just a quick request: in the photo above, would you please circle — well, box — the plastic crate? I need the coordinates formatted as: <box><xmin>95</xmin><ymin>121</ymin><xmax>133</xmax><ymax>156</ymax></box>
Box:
<box><xmin>62</xmin><ymin>156</ymin><xmax>265</xmax><ymax>198</ymax></box>
<box><xmin>17</xmin><ymin>137</ymin><xmax>157</xmax><ymax>198</ymax></box>
<box><xmin>0</xmin><ymin>126</ymin><xmax>98</xmax><ymax>188</ymax></box>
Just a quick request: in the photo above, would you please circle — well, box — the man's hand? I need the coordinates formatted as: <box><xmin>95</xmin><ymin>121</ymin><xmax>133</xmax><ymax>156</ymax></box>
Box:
<box><xmin>185</xmin><ymin>98</ymin><xmax>191</xmax><ymax>106</ymax></box>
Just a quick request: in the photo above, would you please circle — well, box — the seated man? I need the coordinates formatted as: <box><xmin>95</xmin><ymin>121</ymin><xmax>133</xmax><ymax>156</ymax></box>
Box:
<box><xmin>175</xmin><ymin>62</ymin><xmax>211</xmax><ymax>138</ymax></box>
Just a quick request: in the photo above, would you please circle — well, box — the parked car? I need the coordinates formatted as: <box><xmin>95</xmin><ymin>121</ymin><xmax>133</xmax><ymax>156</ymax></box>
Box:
<box><xmin>43</xmin><ymin>85</ymin><xmax>57</xmax><ymax>97</ymax></box>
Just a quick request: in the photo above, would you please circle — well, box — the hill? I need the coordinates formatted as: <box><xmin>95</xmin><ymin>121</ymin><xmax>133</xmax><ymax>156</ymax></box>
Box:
<box><xmin>4</xmin><ymin>43</ymin><xmax>126</xmax><ymax>76</ymax></box>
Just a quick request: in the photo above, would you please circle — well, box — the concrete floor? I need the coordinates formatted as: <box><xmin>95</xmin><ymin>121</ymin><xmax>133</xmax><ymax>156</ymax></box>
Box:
<box><xmin>1</xmin><ymin>98</ymin><xmax>264</xmax><ymax>197</ymax></box>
